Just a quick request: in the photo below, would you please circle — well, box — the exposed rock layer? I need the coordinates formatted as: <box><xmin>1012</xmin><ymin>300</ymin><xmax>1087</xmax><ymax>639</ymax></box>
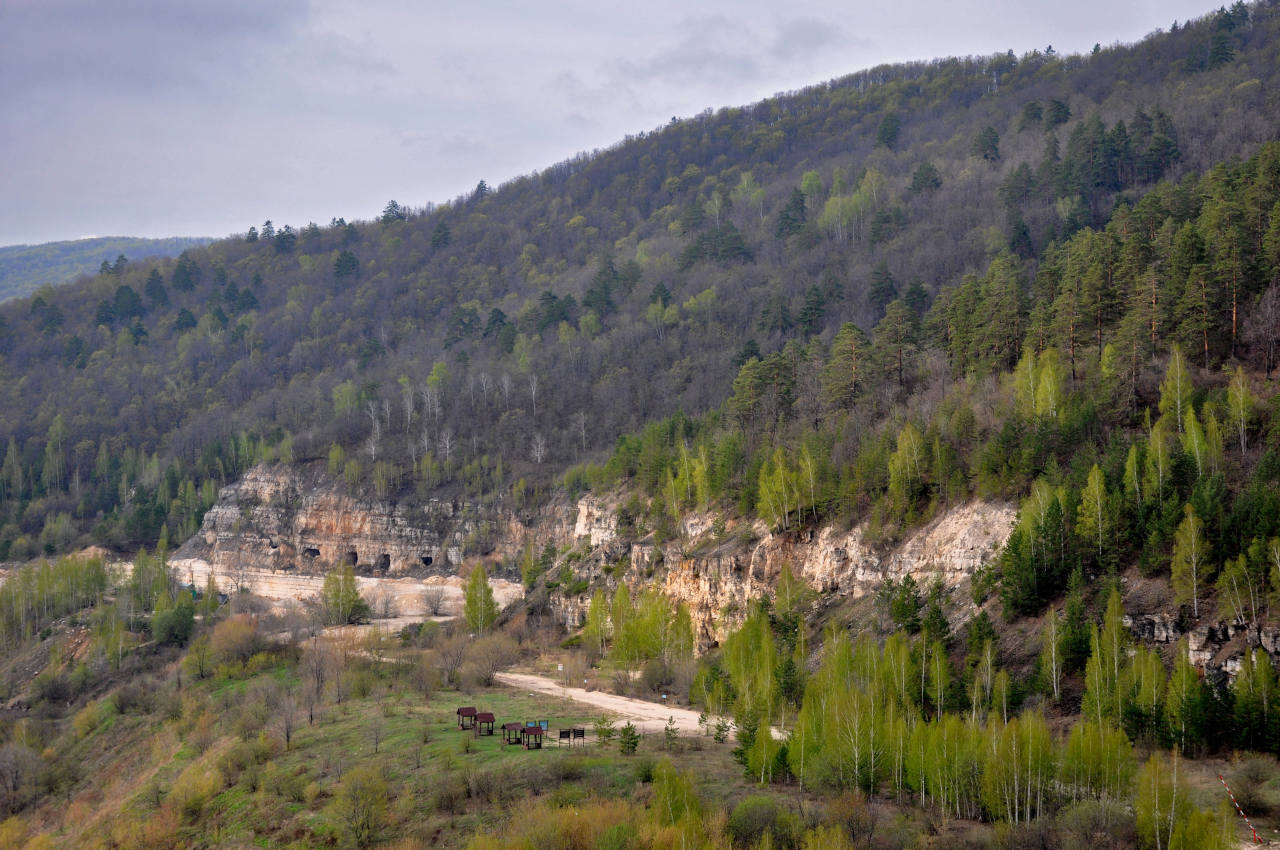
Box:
<box><xmin>175</xmin><ymin>466</ymin><xmax>1018</xmax><ymax>647</ymax></box>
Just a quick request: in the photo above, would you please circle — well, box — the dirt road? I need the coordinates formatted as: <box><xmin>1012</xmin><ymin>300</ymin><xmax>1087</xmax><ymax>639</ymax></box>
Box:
<box><xmin>494</xmin><ymin>672</ymin><xmax>706</xmax><ymax>734</ymax></box>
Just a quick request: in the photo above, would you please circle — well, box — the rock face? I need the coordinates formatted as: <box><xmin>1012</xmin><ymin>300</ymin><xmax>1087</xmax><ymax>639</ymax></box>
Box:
<box><xmin>171</xmin><ymin>464</ymin><xmax>561</xmax><ymax>614</ymax></box>
<box><xmin>174</xmin><ymin>465</ymin><xmax>1017</xmax><ymax>647</ymax></box>
<box><xmin>172</xmin><ymin>465</ymin><xmax>1270</xmax><ymax>681</ymax></box>
<box><xmin>548</xmin><ymin>497</ymin><xmax>1017</xmax><ymax>649</ymax></box>
<box><xmin>175</xmin><ymin>465</ymin><xmax>573</xmax><ymax>577</ymax></box>
<box><xmin>1128</xmin><ymin>612</ymin><xmax>1280</xmax><ymax>680</ymax></box>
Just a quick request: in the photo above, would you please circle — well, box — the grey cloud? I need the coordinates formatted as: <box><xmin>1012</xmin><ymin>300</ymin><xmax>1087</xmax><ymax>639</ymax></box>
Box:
<box><xmin>610</xmin><ymin>15</ymin><xmax>762</xmax><ymax>87</ymax></box>
<box><xmin>440</xmin><ymin>135</ymin><xmax>487</xmax><ymax>158</ymax></box>
<box><xmin>771</xmin><ymin>16</ymin><xmax>857</xmax><ymax>61</ymax></box>
<box><xmin>0</xmin><ymin>0</ymin><xmax>311</xmax><ymax>98</ymax></box>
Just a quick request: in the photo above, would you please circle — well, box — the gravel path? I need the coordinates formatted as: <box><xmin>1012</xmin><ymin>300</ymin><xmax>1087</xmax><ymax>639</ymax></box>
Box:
<box><xmin>494</xmin><ymin>671</ymin><xmax>705</xmax><ymax>734</ymax></box>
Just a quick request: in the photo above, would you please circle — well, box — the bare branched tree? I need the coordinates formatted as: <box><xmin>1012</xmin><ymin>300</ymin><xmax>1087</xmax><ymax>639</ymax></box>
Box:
<box><xmin>1243</xmin><ymin>281</ymin><xmax>1280</xmax><ymax>377</ymax></box>
<box><xmin>467</xmin><ymin>634</ymin><xmax>517</xmax><ymax>686</ymax></box>
<box><xmin>531</xmin><ymin>433</ymin><xmax>546</xmax><ymax>464</ymax></box>
<box><xmin>370</xmin><ymin>589</ymin><xmax>399</xmax><ymax>619</ymax></box>
<box><xmin>575</xmin><ymin>410</ymin><xmax>587</xmax><ymax>454</ymax></box>
<box><xmin>436</xmin><ymin>634</ymin><xmax>467</xmax><ymax>686</ymax></box>
<box><xmin>401</xmin><ymin>381</ymin><xmax>415</xmax><ymax>431</ymax></box>
<box><xmin>277</xmin><ymin>686</ymin><xmax>299</xmax><ymax>749</ymax></box>
<box><xmin>365</xmin><ymin>401</ymin><xmax>382</xmax><ymax>461</ymax></box>
<box><xmin>420</xmin><ymin>586</ymin><xmax>447</xmax><ymax>616</ymax></box>
<box><xmin>438</xmin><ymin>427</ymin><xmax>454</xmax><ymax>464</ymax></box>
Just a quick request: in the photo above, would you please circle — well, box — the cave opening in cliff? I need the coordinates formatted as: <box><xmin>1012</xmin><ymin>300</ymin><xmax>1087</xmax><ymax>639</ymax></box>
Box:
<box><xmin>303</xmin><ymin>548</ymin><xmax>320</xmax><ymax>559</ymax></box>
<box><xmin>377</xmin><ymin>554</ymin><xmax>390</xmax><ymax>571</ymax></box>
<box><xmin>421</xmin><ymin>555</ymin><xmax>433</xmax><ymax>566</ymax></box>
<box><xmin>345</xmin><ymin>551</ymin><xmax>358</xmax><ymax>566</ymax></box>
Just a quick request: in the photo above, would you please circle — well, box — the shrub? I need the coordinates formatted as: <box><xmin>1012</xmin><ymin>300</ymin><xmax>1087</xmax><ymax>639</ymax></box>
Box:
<box><xmin>1232</xmin><ymin>757</ymin><xmax>1274</xmax><ymax>816</ymax></box>
<box><xmin>167</xmin><ymin>763</ymin><xmax>223</xmax><ymax>822</ymax></box>
<box><xmin>728</xmin><ymin>795</ymin><xmax>801</xmax><ymax>850</ymax></box>
<box><xmin>210</xmin><ymin>615</ymin><xmax>261</xmax><ymax>667</ymax></box>
<box><xmin>152</xmin><ymin>602</ymin><xmax>195</xmax><ymax>646</ymax></box>
<box><xmin>331</xmin><ymin>765</ymin><xmax>388</xmax><ymax>848</ymax></box>
<box><xmin>29</xmin><ymin>670</ymin><xmax>69</xmax><ymax>705</ymax></box>
<box><xmin>1055</xmin><ymin>798</ymin><xmax>1135</xmax><ymax>850</ymax></box>
<box><xmin>598</xmin><ymin>823</ymin><xmax>638</xmax><ymax>850</ymax></box>
<box><xmin>114</xmin><ymin>678</ymin><xmax>157</xmax><ymax>714</ymax></box>
<box><xmin>431</xmin><ymin>772</ymin><xmax>468</xmax><ymax>815</ymax></box>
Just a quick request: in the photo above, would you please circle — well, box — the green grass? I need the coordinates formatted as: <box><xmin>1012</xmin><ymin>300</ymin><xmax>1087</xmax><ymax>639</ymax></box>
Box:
<box><xmin>165</xmin><ymin>673</ymin><xmax>727</xmax><ymax>847</ymax></box>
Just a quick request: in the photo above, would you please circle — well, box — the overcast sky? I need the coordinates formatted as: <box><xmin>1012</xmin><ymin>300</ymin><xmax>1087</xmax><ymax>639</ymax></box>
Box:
<box><xmin>0</xmin><ymin>0</ymin><xmax>1221</xmax><ymax>247</ymax></box>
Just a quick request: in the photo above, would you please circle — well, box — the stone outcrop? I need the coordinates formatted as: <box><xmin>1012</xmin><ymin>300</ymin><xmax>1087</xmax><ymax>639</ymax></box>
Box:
<box><xmin>170</xmin><ymin>464</ymin><xmax>1271</xmax><ymax>682</ymax></box>
<box><xmin>174</xmin><ymin>465</ymin><xmax>1017</xmax><ymax>648</ymax></box>
<box><xmin>171</xmin><ymin>464</ymin><xmax>558</xmax><ymax>614</ymax></box>
<box><xmin>548</xmin><ymin>498</ymin><xmax>1017</xmax><ymax>649</ymax></box>
<box><xmin>174</xmin><ymin>464</ymin><xmax>571</xmax><ymax>578</ymax></box>
<box><xmin>1128</xmin><ymin>612</ymin><xmax>1280</xmax><ymax>680</ymax></box>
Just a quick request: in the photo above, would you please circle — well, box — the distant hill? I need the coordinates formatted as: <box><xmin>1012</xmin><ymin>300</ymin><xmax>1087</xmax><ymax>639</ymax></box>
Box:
<box><xmin>0</xmin><ymin>2</ymin><xmax>1279</xmax><ymax>560</ymax></box>
<box><xmin>0</xmin><ymin>236</ymin><xmax>211</xmax><ymax>301</ymax></box>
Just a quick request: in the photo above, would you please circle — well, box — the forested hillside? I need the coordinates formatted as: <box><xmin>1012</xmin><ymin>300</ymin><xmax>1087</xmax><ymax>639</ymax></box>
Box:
<box><xmin>0</xmin><ymin>3</ymin><xmax>1278</xmax><ymax>561</ymax></box>
<box><xmin>0</xmin><ymin>237</ymin><xmax>211</xmax><ymax>303</ymax></box>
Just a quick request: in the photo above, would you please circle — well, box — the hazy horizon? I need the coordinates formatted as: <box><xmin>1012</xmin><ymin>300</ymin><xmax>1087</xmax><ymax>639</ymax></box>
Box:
<box><xmin>2</xmin><ymin>0</ymin><xmax>1222</xmax><ymax>246</ymax></box>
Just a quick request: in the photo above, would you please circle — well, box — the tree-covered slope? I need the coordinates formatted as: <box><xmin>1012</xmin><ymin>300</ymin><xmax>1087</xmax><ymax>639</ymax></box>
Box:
<box><xmin>0</xmin><ymin>3</ymin><xmax>1278</xmax><ymax>559</ymax></box>
<box><xmin>0</xmin><ymin>237</ymin><xmax>211</xmax><ymax>303</ymax></box>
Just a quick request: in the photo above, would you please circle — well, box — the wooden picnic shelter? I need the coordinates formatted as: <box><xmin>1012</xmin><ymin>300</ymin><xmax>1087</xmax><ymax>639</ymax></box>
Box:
<box><xmin>502</xmin><ymin>721</ymin><xmax>524</xmax><ymax>745</ymax></box>
<box><xmin>456</xmin><ymin>706</ymin><xmax>477</xmax><ymax>730</ymax></box>
<box><xmin>522</xmin><ymin>724</ymin><xmax>544</xmax><ymax>750</ymax></box>
<box><xmin>474</xmin><ymin>712</ymin><xmax>495</xmax><ymax>737</ymax></box>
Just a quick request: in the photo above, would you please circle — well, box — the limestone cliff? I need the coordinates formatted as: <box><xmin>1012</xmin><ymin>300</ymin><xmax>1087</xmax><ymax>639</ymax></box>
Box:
<box><xmin>171</xmin><ymin>464</ymin><xmax>561</xmax><ymax>615</ymax></box>
<box><xmin>172</xmin><ymin>465</ymin><xmax>1017</xmax><ymax>641</ymax></box>
<box><xmin>551</xmin><ymin>496</ymin><xmax>1017</xmax><ymax>648</ymax></box>
<box><xmin>173</xmin><ymin>464</ymin><xmax>1270</xmax><ymax>679</ymax></box>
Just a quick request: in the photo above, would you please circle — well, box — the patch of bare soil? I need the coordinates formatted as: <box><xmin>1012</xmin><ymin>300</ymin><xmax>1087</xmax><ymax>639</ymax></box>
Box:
<box><xmin>494</xmin><ymin>671</ymin><xmax>707</xmax><ymax>734</ymax></box>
